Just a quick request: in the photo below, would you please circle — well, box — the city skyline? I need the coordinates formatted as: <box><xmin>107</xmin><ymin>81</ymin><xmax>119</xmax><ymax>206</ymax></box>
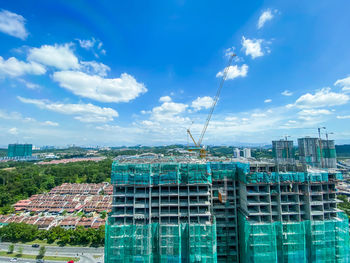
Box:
<box><xmin>1</xmin><ymin>1</ymin><xmax>350</xmax><ymax>146</ymax></box>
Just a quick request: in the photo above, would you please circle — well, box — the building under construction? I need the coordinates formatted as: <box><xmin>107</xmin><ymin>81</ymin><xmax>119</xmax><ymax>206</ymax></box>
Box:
<box><xmin>105</xmin><ymin>153</ymin><xmax>349</xmax><ymax>262</ymax></box>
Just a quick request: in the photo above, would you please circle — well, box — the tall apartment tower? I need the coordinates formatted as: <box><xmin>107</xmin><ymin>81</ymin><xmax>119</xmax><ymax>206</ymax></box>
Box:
<box><xmin>298</xmin><ymin>137</ymin><xmax>336</xmax><ymax>168</ymax></box>
<box><xmin>238</xmin><ymin>165</ymin><xmax>349</xmax><ymax>262</ymax></box>
<box><xmin>243</xmin><ymin>148</ymin><xmax>251</xmax><ymax>158</ymax></box>
<box><xmin>272</xmin><ymin>140</ymin><xmax>295</xmax><ymax>164</ymax></box>
<box><xmin>233</xmin><ymin>148</ymin><xmax>240</xmax><ymax>158</ymax></box>
<box><xmin>105</xmin><ymin>158</ymin><xmax>349</xmax><ymax>262</ymax></box>
<box><xmin>7</xmin><ymin>144</ymin><xmax>32</xmax><ymax>157</ymax></box>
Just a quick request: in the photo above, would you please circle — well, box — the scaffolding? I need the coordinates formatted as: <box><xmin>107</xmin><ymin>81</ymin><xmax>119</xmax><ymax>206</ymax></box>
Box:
<box><xmin>111</xmin><ymin>162</ymin><xmax>212</xmax><ymax>185</ymax></box>
<box><xmin>105</xmin><ymin>219</ymin><xmax>217</xmax><ymax>263</ymax></box>
<box><xmin>238</xmin><ymin>211</ymin><xmax>349</xmax><ymax>263</ymax></box>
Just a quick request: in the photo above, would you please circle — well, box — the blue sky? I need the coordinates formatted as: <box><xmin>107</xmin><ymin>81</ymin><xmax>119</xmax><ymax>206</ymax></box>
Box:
<box><xmin>0</xmin><ymin>0</ymin><xmax>350</xmax><ymax>147</ymax></box>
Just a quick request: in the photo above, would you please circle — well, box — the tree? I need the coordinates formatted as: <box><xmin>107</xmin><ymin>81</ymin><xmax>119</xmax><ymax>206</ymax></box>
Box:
<box><xmin>38</xmin><ymin>246</ymin><xmax>46</xmax><ymax>258</ymax></box>
<box><xmin>8</xmin><ymin>243</ymin><xmax>14</xmax><ymax>253</ymax></box>
<box><xmin>100</xmin><ymin>211</ymin><xmax>107</xmax><ymax>219</ymax></box>
<box><xmin>17</xmin><ymin>246</ymin><xmax>23</xmax><ymax>256</ymax></box>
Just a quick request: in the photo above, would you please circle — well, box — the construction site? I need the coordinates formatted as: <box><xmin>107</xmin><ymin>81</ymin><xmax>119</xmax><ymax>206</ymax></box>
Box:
<box><xmin>104</xmin><ymin>144</ymin><xmax>349</xmax><ymax>262</ymax></box>
<box><xmin>104</xmin><ymin>55</ymin><xmax>349</xmax><ymax>262</ymax></box>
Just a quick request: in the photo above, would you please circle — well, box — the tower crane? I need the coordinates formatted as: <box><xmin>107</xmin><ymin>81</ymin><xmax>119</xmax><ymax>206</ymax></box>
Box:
<box><xmin>187</xmin><ymin>53</ymin><xmax>236</xmax><ymax>158</ymax></box>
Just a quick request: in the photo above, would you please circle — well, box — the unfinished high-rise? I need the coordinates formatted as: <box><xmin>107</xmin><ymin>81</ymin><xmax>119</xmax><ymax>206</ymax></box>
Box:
<box><xmin>105</xmin><ymin>155</ymin><xmax>349</xmax><ymax>262</ymax></box>
<box><xmin>298</xmin><ymin>137</ymin><xmax>337</xmax><ymax>169</ymax></box>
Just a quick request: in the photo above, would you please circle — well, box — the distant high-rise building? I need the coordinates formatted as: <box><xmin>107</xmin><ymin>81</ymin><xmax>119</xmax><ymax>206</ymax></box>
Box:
<box><xmin>272</xmin><ymin>140</ymin><xmax>295</xmax><ymax>164</ymax></box>
<box><xmin>243</xmin><ymin>148</ymin><xmax>251</xmax><ymax>158</ymax></box>
<box><xmin>298</xmin><ymin>137</ymin><xmax>336</xmax><ymax>168</ymax></box>
<box><xmin>233</xmin><ymin>148</ymin><xmax>240</xmax><ymax>158</ymax></box>
<box><xmin>7</xmin><ymin>144</ymin><xmax>32</xmax><ymax>157</ymax></box>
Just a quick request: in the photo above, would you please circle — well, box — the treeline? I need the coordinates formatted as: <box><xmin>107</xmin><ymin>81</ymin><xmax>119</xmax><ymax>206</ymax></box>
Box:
<box><xmin>338</xmin><ymin>195</ymin><xmax>350</xmax><ymax>217</ymax></box>
<box><xmin>0</xmin><ymin>223</ymin><xmax>105</xmax><ymax>247</ymax></box>
<box><xmin>0</xmin><ymin>159</ymin><xmax>112</xmax><ymax>214</ymax></box>
<box><xmin>335</xmin><ymin>145</ymin><xmax>350</xmax><ymax>157</ymax></box>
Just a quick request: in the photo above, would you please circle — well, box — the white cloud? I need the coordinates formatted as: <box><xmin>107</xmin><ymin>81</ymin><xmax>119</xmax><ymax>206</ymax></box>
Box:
<box><xmin>216</xmin><ymin>64</ymin><xmax>248</xmax><ymax>80</ymax></box>
<box><xmin>77</xmin><ymin>38</ymin><xmax>96</xmax><ymax>49</ymax></box>
<box><xmin>17</xmin><ymin>96</ymin><xmax>119</xmax><ymax>123</ymax></box>
<box><xmin>0</xmin><ymin>56</ymin><xmax>46</xmax><ymax>77</ymax></box>
<box><xmin>251</xmin><ymin>113</ymin><xmax>267</xmax><ymax>118</ymax></box>
<box><xmin>337</xmin><ymin>115</ymin><xmax>350</xmax><ymax>119</ymax></box>
<box><xmin>292</xmin><ymin>88</ymin><xmax>349</xmax><ymax>108</ymax></box>
<box><xmin>191</xmin><ymin>96</ymin><xmax>214</xmax><ymax>111</ymax></box>
<box><xmin>0</xmin><ymin>10</ymin><xmax>28</xmax><ymax>40</ymax></box>
<box><xmin>53</xmin><ymin>71</ymin><xmax>147</xmax><ymax>103</ymax></box>
<box><xmin>264</xmin><ymin>99</ymin><xmax>272</xmax><ymax>103</ymax></box>
<box><xmin>281</xmin><ymin>90</ymin><xmax>293</xmax><ymax>96</ymax></box>
<box><xmin>334</xmin><ymin>76</ymin><xmax>350</xmax><ymax>92</ymax></box>
<box><xmin>18</xmin><ymin>79</ymin><xmax>40</xmax><ymax>89</ymax></box>
<box><xmin>242</xmin><ymin>37</ymin><xmax>264</xmax><ymax>59</ymax></box>
<box><xmin>258</xmin><ymin>9</ymin><xmax>274</xmax><ymax>29</ymax></box>
<box><xmin>80</xmin><ymin>61</ymin><xmax>110</xmax><ymax>77</ymax></box>
<box><xmin>298</xmin><ymin>109</ymin><xmax>332</xmax><ymax>116</ymax></box>
<box><xmin>159</xmin><ymin>96</ymin><xmax>172</xmax><ymax>102</ymax></box>
<box><xmin>44</xmin><ymin>121</ymin><xmax>59</xmax><ymax>126</ymax></box>
<box><xmin>28</xmin><ymin>43</ymin><xmax>79</xmax><ymax>70</ymax></box>
<box><xmin>8</xmin><ymin>127</ymin><xmax>18</xmax><ymax>135</ymax></box>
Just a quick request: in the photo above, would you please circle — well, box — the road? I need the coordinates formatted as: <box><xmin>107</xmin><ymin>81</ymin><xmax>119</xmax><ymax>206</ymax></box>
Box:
<box><xmin>0</xmin><ymin>243</ymin><xmax>104</xmax><ymax>263</ymax></box>
<box><xmin>0</xmin><ymin>256</ymin><xmax>63</xmax><ymax>263</ymax></box>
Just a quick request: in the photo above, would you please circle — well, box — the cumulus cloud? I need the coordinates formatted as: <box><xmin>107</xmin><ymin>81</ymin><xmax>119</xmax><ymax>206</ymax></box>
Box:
<box><xmin>80</xmin><ymin>61</ymin><xmax>110</xmax><ymax>77</ymax></box>
<box><xmin>264</xmin><ymin>99</ymin><xmax>272</xmax><ymax>103</ymax></box>
<box><xmin>0</xmin><ymin>56</ymin><xmax>46</xmax><ymax>77</ymax></box>
<box><xmin>17</xmin><ymin>96</ymin><xmax>119</xmax><ymax>123</ymax></box>
<box><xmin>291</xmin><ymin>88</ymin><xmax>349</xmax><ymax>108</ymax></box>
<box><xmin>216</xmin><ymin>64</ymin><xmax>248</xmax><ymax>80</ymax></box>
<box><xmin>28</xmin><ymin>43</ymin><xmax>79</xmax><ymax>70</ymax></box>
<box><xmin>0</xmin><ymin>10</ymin><xmax>28</xmax><ymax>40</ymax></box>
<box><xmin>282</xmin><ymin>90</ymin><xmax>293</xmax><ymax>96</ymax></box>
<box><xmin>53</xmin><ymin>71</ymin><xmax>147</xmax><ymax>103</ymax></box>
<box><xmin>159</xmin><ymin>96</ymin><xmax>172</xmax><ymax>103</ymax></box>
<box><xmin>334</xmin><ymin>76</ymin><xmax>350</xmax><ymax>92</ymax></box>
<box><xmin>242</xmin><ymin>37</ymin><xmax>264</xmax><ymax>59</ymax></box>
<box><xmin>258</xmin><ymin>9</ymin><xmax>275</xmax><ymax>29</ymax></box>
<box><xmin>191</xmin><ymin>96</ymin><xmax>214</xmax><ymax>111</ymax></box>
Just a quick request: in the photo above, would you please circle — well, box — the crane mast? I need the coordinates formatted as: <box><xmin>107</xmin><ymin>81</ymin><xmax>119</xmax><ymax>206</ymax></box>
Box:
<box><xmin>187</xmin><ymin>54</ymin><xmax>236</xmax><ymax>158</ymax></box>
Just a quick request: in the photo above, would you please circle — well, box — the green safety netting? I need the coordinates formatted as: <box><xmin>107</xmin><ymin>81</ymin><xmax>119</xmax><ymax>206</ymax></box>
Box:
<box><xmin>105</xmin><ymin>220</ymin><xmax>217</xmax><ymax>263</ymax></box>
<box><xmin>111</xmin><ymin>162</ymin><xmax>213</xmax><ymax>185</ymax></box>
<box><xmin>237</xmin><ymin>166</ymin><xmax>343</xmax><ymax>184</ymax></box>
<box><xmin>238</xmin><ymin>211</ymin><xmax>349</xmax><ymax>263</ymax></box>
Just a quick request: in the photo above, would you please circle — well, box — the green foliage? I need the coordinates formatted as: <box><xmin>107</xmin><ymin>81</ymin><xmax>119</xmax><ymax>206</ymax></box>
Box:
<box><xmin>0</xmin><ymin>222</ymin><xmax>105</xmax><ymax>247</ymax></box>
<box><xmin>100</xmin><ymin>211</ymin><xmax>107</xmax><ymax>219</ymax></box>
<box><xmin>17</xmin><ymin>246</ymin><xmax>23</xmax><ymax>256</ymax></box>
<box><xmin>335</xmin><ymin>145</ymin><xmax>350</xmax><ymax>157</ymax></box>
<box><xmin>8</xmin><ymin>243</ymin><xmax>14</xmax><ymax>253</ymax></box>
<box><xmin>38</xmin><ymin>246</ymin><xmax>46</xmax><ymax>258</ymax></box>
<box><xmin>0</xmin><ymin>159</ymin><xmax>112</xmax><ymax>214</ymax></box>
<box><xmin>338</xmin><ymin>195</ymin><xmax>350</xmax><ymax>218</ymax></box>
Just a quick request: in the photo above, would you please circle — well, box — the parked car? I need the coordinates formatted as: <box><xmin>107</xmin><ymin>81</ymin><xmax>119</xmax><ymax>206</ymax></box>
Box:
<box><xmin>67</xmin><ymin>261</ymin><xmax>74</xmax><ymax>263</ymax></box>
<box><xmin>10</xmin><ymin>258</ymin><xmax>17</xmax><ymax>262</ymax></box>
<box><xmin>36</xmin><ymin>259</ymin><xmax>44</xmax><ymax>263</ymax></box>
<box><xmin>32</xmin><ymin>244</ymin><xmax>40</xmax><ymax>248</ymax></box>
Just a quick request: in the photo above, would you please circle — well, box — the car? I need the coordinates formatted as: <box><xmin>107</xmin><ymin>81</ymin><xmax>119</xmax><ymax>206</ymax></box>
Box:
<box><xmin>32</xmin><ymin>244</ymin><xmax>40</xmax><ymax>248</ymax></box>
<box><xmin>10</xmin><ymin>258</ymin><xmax>17</xmax><ymax>262</ymax></box>
<box><xmin>36</xmin><ymin>260</ymin><xmax>44</xmax><ymax>263</ymax></box>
